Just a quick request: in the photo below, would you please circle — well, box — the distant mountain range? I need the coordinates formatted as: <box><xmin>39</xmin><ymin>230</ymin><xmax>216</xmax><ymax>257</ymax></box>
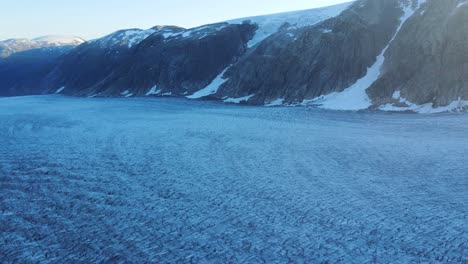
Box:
<box><xmin>1</xmin><ymin>0</ymin><xmax>468</xmax><ymax>113</ymax></box>
<box><xmin>0</xmin><ymin>35</ymin><xmax>85</xmax><ymax>58</ymax></box>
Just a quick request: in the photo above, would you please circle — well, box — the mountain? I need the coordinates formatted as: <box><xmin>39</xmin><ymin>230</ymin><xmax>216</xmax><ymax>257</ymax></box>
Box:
<box><xmin>33</xmin><ymin>35</ymin><xmax>86</xmax><ymax>46</ymax></box>
<box><xmin>217</xmin><ymin>0</ymin><xmax>466</xmax><ymax>113</ymax></box>
<box><xmin>0</xmin><ymin>35</ymin><xmax>85</xmax><ymax>58</ymax></box>
<box><xmin>39</xmin><ymin>27</ymin><xmax>182</xmax><ymax>96</ymax></box>
<box><xmin>0</xmin><ymin>35</ymin><xmax>85</xmax><ymax>96</ymax></box>
<box><xmin>367</xmin><ymin>0</ymin><xmax>468</xmax><ymax>112</ymax></box>
<box><xmin>40</xmin><ymin>3</ymin><xmax>349</xmax><ymax>97</ymax></box>
<box><xmin>41</xmin><ymin>23</ymin><xmax>257</xmax><ymax>96</ymax></box>
<box><xmin>215</xmin><ymin>0</ymin><xmax>468</xmax><ymax>113</ymax></box>
<box><xmin>1</xmin><ymin>0</ymin><xmax>468</xmax><ymax>113</ymax></box>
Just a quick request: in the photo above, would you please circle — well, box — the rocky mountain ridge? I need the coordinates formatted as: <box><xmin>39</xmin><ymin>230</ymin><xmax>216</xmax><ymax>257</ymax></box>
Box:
<box><xmin>0</xmin><ymin>35</ymin><xmax>85</xmax><ymax>58</ymax></box>
<box><xmin>1</xmin><ymin>0</ymin><xmax>468</xmax><ymax>113</ymax></box>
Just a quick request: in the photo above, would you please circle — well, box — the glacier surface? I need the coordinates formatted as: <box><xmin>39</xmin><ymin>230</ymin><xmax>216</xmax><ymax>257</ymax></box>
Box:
<box><xmin>0</xmin><ymin>96</ymin><xmax>466</xmax><ymax>263</ymax></box>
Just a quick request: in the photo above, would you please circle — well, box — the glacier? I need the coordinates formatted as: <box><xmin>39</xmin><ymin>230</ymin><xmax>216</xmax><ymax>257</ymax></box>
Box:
<box><xmin>0</xmin><ymin>96</ymin><xmax>466</xmax><ymax>263</ymax></box>
<box><xmin>227</xmin><ymin>2</ymin><xmax>351</xmax><ymax>48</ymax></box>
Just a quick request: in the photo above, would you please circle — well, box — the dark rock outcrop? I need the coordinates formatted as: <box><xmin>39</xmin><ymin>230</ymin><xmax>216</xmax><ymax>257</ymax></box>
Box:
<box><xmin>40</xmin><ymin>28</ymin><xmax>167</xmax><ymax>95</ymax></box>
<box><xmin>0</xmin><ymin>36</ymin><xmax>85</xmax><ymax>95</ymax></box>
<box><xmin>87</xmin><ymin>23</ymin><xmax>256</xmax><ymax>97</ymax></box>
<box><xmin>43</xmin><ymin>23</ymin><xmax>256</xmax><ymax>97</ymax></box>
<box><xmin>367</xmin><ymin>0</ymin><xmax>468</xmax><ymax>107</ymax></box>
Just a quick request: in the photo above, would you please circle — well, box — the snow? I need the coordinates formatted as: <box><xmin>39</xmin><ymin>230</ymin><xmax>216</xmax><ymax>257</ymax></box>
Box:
<box><xmin>120</xmin><ymin>90</ymin><xmax>133</xmax><ymax>97</ymax></box>
<box><xmin>0</xmin><ymin>95</ymin><xmax>466</xmax><ymax>263</ymax></box>
<box><xmin>223</xmin><ymin>94</ymin><xmax>255</xmax><ymax>103</ymax></box>
<box><xmin>145</xmin><ymin>85</ymin><xmax>161</xmax><ymax>96</ymax></box>
<box><xmin>161</xmin><ymin>24</ymin><xmax>227</xmax><ymax>42</ymax></box>
<box><xmin>457</xmin><ymin>0</ymin><xmax>468</xmax><ymax>8</ymax></box>
<box><xmin>93</xmin><ymin>28</ymin><xmax>156</xmax><ymax>48</ymax></box>
<box><xmin>125</xmin><ymin>29</ymin><xmax>156</xmax><ymax>47</ymax></box>
<box><xmin>187</xmin><ymin>67</ymin><xmax>230</xmax><ymax>99</ymax></box>
<box><xmin>380</xmin><ymin>94</ymin><xmax>468</xmax><ymax>113</ymax></box>
<box><xmin>227</xmin><ymin>2</ymin><xmax>351</xmax><ymax>47</ymax></box>
<box><xmin>313</xmin><ymin>0</ymin><xmax>425</xmax><ymax>111</ymax></box>
<box><xmin>33</xmin><ymin>35</ymin><xmax>86</xmax><ymax>45</ymax></box>
<box><xmin>265</xmin><ymin>98</ymin><xmax>285</xmax><ymax>106</ymax></box>
<box><xmin>54</xmin><ymin>86</ymin><xmax>65</xmax><ymax>94</ymax></box>
<box><xmin>0</xmin><ymin>36</ymin><xmax>84</xmax><ymax>57</ymax></box>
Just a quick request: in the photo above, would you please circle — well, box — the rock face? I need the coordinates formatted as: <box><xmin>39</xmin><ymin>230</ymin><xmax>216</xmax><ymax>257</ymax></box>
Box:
<box><xmin>367</xmin><ymin>0</ymin><xmax>468</xmax><ymax>108</ymax></box>
<box><xmin>1</xmin><ymin>0</ymin><xmax>468</xmax><ymax>113</ymax></box>
<box><xmin>0</xmin><ymin>3</ymin><xmax>347</xmax><ymax>98</ymax></box>
<box><xmin>0</xmin><ymin>48</ymin><xmax>72</xmax><ymax>96</ymax></box>
<box><xmin>213</xmin><ymin>0</ymin><xmax>468</xmax><ymax>112</ymax></box>
<box><xmin>216</xmin><ymin>0</ymin><xmax>404</xmax><ymax>105</ymax></box>
<box><xmin>40</xmin><ymin>28</ymin><xmax>164</xmax><ymax>96</ymax></box>
<box><xmin>45</xmin><ymin>23</ymin><xmax>257</xmax><ymax>97</ymax></box>
<box><xmin>107</xmin><ymin>23</ymin><xmax>256</xmax><ymax>97</ymax></box>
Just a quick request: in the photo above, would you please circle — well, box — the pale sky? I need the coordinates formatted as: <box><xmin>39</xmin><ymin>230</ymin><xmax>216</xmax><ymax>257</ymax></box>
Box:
<box><xmin>0</xmin><ymin>0</ymin><xmax>350</xmax><ymax>41</ymax></box>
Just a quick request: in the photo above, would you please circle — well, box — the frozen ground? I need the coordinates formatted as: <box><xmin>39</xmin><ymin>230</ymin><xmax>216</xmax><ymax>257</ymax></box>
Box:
<box><xmin>0</xmin><ymin>95</ymin><xmax>466</xmax><ymax>263</ymax></box>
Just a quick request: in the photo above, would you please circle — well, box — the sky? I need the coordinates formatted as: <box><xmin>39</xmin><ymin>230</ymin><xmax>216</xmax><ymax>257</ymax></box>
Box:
<box><xmin>0</xmin><ymin>0</ymin><xmax>350</xmax><ymax>41</ymax></box>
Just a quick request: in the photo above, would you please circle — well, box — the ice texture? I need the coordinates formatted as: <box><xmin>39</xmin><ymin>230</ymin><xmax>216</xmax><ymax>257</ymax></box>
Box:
<box><xmin>0</xmin><ymin>96</ymin><xmax>466</xmax><ymax>263</ymax></box>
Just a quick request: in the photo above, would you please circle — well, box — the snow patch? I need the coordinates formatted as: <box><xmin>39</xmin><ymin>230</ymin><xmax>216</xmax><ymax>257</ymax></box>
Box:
<box><xmin>457</xmin><ymin>0</ymin><xmax>468</xmax><ymax>8</ymax></box>
<box><xmin>224</xmin><ymin>94</ymin><xmax>255</xmax><ymax>104</ymax></box>
<box><xmin>125</xmin><ymin>29</ymin><xmax>156</xmax><ymax>48</ymax></box>
<box><xmin>187</xmin><ymin>67</ymin><xmax>230</xmax><ymax>99</ymax></box>
<box><xmin>161</xmin><ymin>24</ymin><xmax>226</xmax><ymax>42</ymax></box>
<box><xmin>380</xmin><ymin>96</ymin><xmax>468</xmax><ymax>114</ymax></box>
<box><xmin>145</xmin><ymin>86</ymin><xmax>161</xmax><ymax>96</ymax></box>
<box><xmin>93</xmin><ymin>28</ymin><xmax>156</xmax><ymax>48</ymax></box>
<box><xmin>120</xmin><ymin>90</ymin><xmax>133</xmax><ymax>97</ymax></box>
<box><xmin>265</xmin><ymin>98</ymin><xmax>285</xmax><ymax>107</ymax></box>
<box><xmin>55</xmin><ymin>87</ymin><xmax>65</xmax><ymax>94</ymax></box>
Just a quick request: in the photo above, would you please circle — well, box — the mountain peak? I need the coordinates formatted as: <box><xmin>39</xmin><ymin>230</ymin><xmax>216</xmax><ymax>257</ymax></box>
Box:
<box><xmin>33</xmin><ymin>35</ymin><xmax>86</xmax><ymax>45</ymax></box>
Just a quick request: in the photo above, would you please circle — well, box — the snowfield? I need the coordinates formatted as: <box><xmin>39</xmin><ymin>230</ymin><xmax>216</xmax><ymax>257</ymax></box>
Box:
<box><xmin>0</xmin><ymin>96</ymin><xmax>466</xmax><ymax>263</ymax></box>
<box><xmin>227</xmin><ymin>2</ymin><xmax>351</xmax><ymax>47</ymax></box>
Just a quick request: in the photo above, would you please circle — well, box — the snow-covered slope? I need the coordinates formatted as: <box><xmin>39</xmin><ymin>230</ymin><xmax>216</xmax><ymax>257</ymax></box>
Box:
<box><xmin>90</xmin><ymin>26</ymin><xmax>183</xmax><ymax>48</ymax></box>
<box><xmin>0</xmin><ymin>35</ymin><xmax>85</xmax><ymax>58</ymax></box>
<box><xmin>33</xmin><ymin>35</ymin><xmax>86</xmax><ymax>46</ymax></box>
<box><xmin>227</xmin><ymin>2</ymin><xmax>352</xmax><ymax>47</ymax></box>
<box><xmin>91</xmin><ymin>28</ymin><xmax>156</xmax><ymax>48</ymax></box>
